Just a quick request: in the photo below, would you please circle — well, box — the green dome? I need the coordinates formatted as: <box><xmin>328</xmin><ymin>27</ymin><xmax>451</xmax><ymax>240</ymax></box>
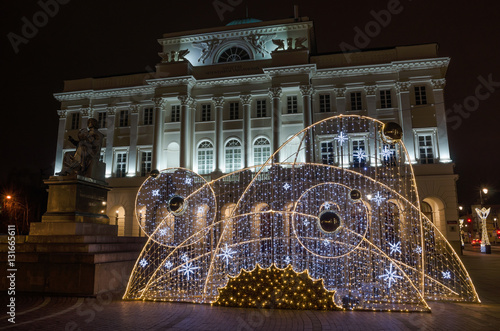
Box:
<box><xmin>226</xmin><ymin>18</ymin><xmax>262</xmax><ymax>26</ymax></box>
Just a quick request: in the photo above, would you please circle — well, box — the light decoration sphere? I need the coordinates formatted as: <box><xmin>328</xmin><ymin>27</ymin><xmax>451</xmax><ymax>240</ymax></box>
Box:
<box><xmin>318</xmin><ymin>210</ymin><xmax>342</xmax><ymax>234</ymax></box>
<box><xmin>135</xmin><ymin>168</ymin><xmax>216</xmax><ymax>247</ymax></box>
<box><xmin>382</xmin><ymin>122</ymin><xmax>403</xmax><ymax>142</ymax></box>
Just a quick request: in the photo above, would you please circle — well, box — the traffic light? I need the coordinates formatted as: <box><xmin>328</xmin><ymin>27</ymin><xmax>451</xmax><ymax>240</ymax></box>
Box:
<box><xmin>467</xmin><ymin>218</ymin><xmax>472</xmax><ymax>223</ymax></box>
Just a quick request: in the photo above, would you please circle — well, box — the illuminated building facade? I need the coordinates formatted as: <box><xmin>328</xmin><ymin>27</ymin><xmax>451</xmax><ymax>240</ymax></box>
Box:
<box><xmin>53</xmin><ymin>17</ymin><xmax>460</xmax><ymax>251</ymax></box>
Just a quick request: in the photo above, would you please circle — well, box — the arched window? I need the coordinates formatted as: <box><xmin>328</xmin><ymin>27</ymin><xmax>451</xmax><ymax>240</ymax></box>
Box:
<box><xmin>197</xmin><ymin>141</ymin><xmax>214</xmax><ymax>174</ymax></box>
<box><xmin>253</xmin><ymin>137</ymin><xmax>271</xmax><ymax>166</ymax></box>
<box><xmin>421</xmin><ymin>201</ymin><xmax>433</xmax><ymax>223</ymax></box>
<box><xmin>225</xmin><ymin>139</ymin><xmax>242</xmax><ymax>173</ymax></box>
<box><xmin>217</xmin><ymin>47</ymin><xmax>251</xmax><ymax>63</ymax></box>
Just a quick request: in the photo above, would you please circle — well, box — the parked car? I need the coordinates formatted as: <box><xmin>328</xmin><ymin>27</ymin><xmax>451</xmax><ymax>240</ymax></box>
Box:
<box><xmin>471</xmin><ymin>238</ymin><xmax>482</xmax><ymax>246</ymax></box>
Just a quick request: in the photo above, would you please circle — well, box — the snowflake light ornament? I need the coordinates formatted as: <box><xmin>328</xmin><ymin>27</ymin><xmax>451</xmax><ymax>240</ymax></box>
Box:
<box><xmin>139</xmin><ymin>258</ymin><xmax>148</xmax><ymax>268</ymax></box>
<box><xmin>284</xmin><ymin>256</ymin><xmax>291</xmax><ymax>265</ymax></box>
<box><xmin>388</xmin><ymin>241</ymin><xmax>401</xmax><ymax>254</ymax></box>
<box><xmin>185</xmin><ymin>177</ymin><xmax>193</xmax><ymax>185</ymax></box>
<box><xmin>354</xmin><ymin>149</ymin><xmax>367</xmax><ymax>161</ymax></box>
<box><xmin>179</xmin><ymin>262</ymin><xmax>199</xmax><ymax>281</ymax></box>
<box><xmin>217</xmin><ymin>244</ymin><xmax>236</xmax><ymax>266</ymax></box>
<box><xmin>414</xmin><ymin>246</ymin><xmax>422</xmax><ymax>254</ymax></box>
<box><xmin>371</xmin><ymin>192</ymin><xmax>386</xmax><ymax>206</ymax></box>
<box><xmin>181</xmin><ymin>254</ymin><xmax>189</xmax><ymax>262</ymax></box>
<box><xmin>283</xmin><ymin>183</ymin><xmax>291</xmax><ymax>191</ymax></box>
<box><xmin>380</xmin><ymin>146</ymin><xmax>393</xmax><ymax>160</ymax></box>
<box><xmin>152</xmin><ymin>189</ymin><xmax>160</xmax><ymax>197</ymax></box>
<box><xmin>164</xmin><ymin>260</ymin><xmax>173</xmax><ymax>269</ymax></box>
<box><xmin>442</xmin><ymin>271</ymin><xmax>451</xmax><ymax>279</ymax></box>
<box><xmin>158</xmin><ymin>228</ymin><xmax>167</xmax><ymax>236</ymax></box>
<box><xmin>378</xmin><ymin>263</ymin><xmax>403</xmax><ymax>288</ymax></box>
<box><xmin>334</xmin><ymin>131</ymin><xmax>348</xmax><ymax>146</ymax></box>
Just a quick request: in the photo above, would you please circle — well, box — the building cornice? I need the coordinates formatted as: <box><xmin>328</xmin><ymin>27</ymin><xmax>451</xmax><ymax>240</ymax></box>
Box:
<box><xmin>54</xmin><ymin>86</ymin><xmax>154</xmax><ymax>101</ymax></box>
<box><xmin>314</xmin><ymin>58</ymin><xmax>450</xmax><ymax>78</ymax></box>
<box><xmin>146</xmin><ymin>76</ymin><xmax>197</xmax><ymax>88</ymax></box>
<box><xmin>263</xmin><ymin>64</ymin><xmax>317</xmax><ymax>77</ymax></box>
<box><xmin>196</xmin><ymin>74</ymin><xmax>269</xmax><ymax>87</ymax></box>
<box><xmin>158</xmin><ymin>22</ymin><xmax>313</xmax><ymax>46</ymax></box>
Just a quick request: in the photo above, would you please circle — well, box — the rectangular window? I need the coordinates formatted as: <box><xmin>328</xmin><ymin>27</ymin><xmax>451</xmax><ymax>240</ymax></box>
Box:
<box><xmin>287</xmin><ymin>96</ymin><xmax>298</xmax><ymax>114</ymax></box>
<box><xmin>380</xmin><ymin>90</ymin><xmax>392</xmax><ymax>109</ymax></box>
<box><xmin>350</xmin><ymin>92</ymin><xmax>362</xmax><ymax>111</ymax></box>
<box><xmin>229</xmin><ymin>102</ymin><xmax>239</xmax><ymax>120</ymax></box>
<box><xmin>140</xmin><ymin>151</ymin><xmax>152</xmax><ymax>176</ymax></box>
<box><xmin>143</xmin><ymin>108</ymin><xmax>153</xmax><ymax>125</ymax></box>
<box><xmin>171</xmin><ymin>105</ymin><xmax>180</xmax><ymax>122</ymax></box>
<box><xmin>97</xmin><ymin>112</ymin><xmax>107</xmax><ymax>129</ymax></box>
<box><xmin>71</xmin><ymin>113</ymin><xmax>80</xmax><ymax>130</ymax></box>
<box><xmin>116</xmin><ymin>152</ymin><xmax>127</xmax><ymax>177</ymax></box>
<box><xmin>415</xmin><ymin>86</ymin><xmax>427</xmax><ymax>105</ymax></box>
<box><xmin>119</xmin><ymin>110</ymin><xmax>129</xmax><ymax>127</ymax></box>
<box><xmin>352</xmin><ymin>139</ymin><xmax>366</xmax><ymax>167</ymax></box>
<box><xmin>320</xmin><ymin>141</ymin><xmax>335</xmax><ymax>165</ymax></box>
<box><xmin>256</xmin><ymin>99</ymin><xmax>267</xmax><ymax>118</ymax></box>
<box><xmin>418</xmin><ymin>135</ymin><xmax>434</xmax><ymax>164</ymax></box>
<box><xmin>202</xmin><ymin>104</ymin><xmax>211</xmax><ymax>121</ymax></box>
<box><xmin>319</xmin><ymin>94</ymin><xmax>331</xmax><ymax>113</ymax></box>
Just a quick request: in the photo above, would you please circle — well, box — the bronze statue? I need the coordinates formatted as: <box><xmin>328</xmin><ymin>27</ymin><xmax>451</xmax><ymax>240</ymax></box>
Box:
<box><xmin>56</xmin><ymin>118</ymin><xmax>104</xmax><ymax>177</ymax></box>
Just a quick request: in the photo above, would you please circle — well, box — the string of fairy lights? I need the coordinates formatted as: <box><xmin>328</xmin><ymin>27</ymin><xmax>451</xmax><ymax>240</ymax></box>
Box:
<box><xmin>123</xmin><ymin>115</ymin><xmax>480</xmax><ymax>312</ymax></box>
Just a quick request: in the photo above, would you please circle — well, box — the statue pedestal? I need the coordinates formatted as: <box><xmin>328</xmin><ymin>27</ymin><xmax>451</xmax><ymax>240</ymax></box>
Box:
<box><xmin>42</xmin><ymin>175</ymin><xmax>110</xmax><ymax>225</ymax></box>
<box><xmin>0</xmin><ymin>175</ymin><xmax>145</xmax><ymax>296</ymax></box>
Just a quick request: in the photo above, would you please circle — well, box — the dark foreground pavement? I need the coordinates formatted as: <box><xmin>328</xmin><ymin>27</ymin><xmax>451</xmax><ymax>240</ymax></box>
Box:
<box><xmin>2</xmin><ymin>245</ymin><xmax>500</xmax><ymax>331</ymax></box>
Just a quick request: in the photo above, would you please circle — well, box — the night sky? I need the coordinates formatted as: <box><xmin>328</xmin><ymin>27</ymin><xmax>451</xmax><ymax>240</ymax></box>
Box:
<box><xmin>2</xmin><ymin>0</ymin><xmax>500</xmax><ymax>208</ymax></box>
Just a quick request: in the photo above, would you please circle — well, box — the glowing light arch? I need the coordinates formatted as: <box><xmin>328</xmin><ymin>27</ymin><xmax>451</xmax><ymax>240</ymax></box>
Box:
<box><xmin>124</xmin><ymin>115</ymin><xmax>479</xmax><ymax>312</ymax></box>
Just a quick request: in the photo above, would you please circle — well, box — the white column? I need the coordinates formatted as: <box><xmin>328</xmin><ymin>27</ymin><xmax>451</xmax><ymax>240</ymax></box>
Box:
<box><xmin>364</xmin><ymin>85</ymin><xmax>378</xmax><ymax>118</ymax></box>
<box><xmin>432</xmin><ymin>79</ymin><xmax>451</xmax><ymax>163</ymax></box>
<box><xmin>240</xmin><ymin>95</ymin><xmax>252</xmax><ymax>168</ymax></box>
<box><xmin>54</xmin><ymin>110</ymin><xmax>67</xmax><ymax>174</ymax></box>
<box><xmin>152</xmin><ymin>98</ymin><xmax>165</xmax><ymax>171</ymax></box>
<box><xmin>213</xmin><ymin>96</ymin><xmax>225</xmax><ymax>173</ymax></box>
<box><xmin>105</xmin><ymin>106</ymin><xmax>116</xmax><ymax>177</ymax></box>
<box><xmin>188</xmin><ymin>99</ymin><xmax>197</xmax><ymax>170</ymax></box>
<box><xmin>80</xmin><ymin>107</ymin><xmax>89</xmax><ymax>130</ymax></box>
<box><xmin>396</xmin><ymin>82</ymin><xmax>415</xmax><ymax>163</ymax></box>
<box><xmin>299</xmin><ymin>85</ymin><xmax>314</xmax><ymax>163</ymax></box>
<box><xmin>269</xmin><ymin>87</ymin><xmax>282</xmax><ymax>161</ymax></box>
<box><xmin>334</xmin><ymin>88</ymin><xmax>346</xmax><ymax>113</ymax></box>
<box><xmin>128</xmin><ymin>104</ymin><xmax>139</xmax><ymax>176</ymax></box>
<box><xmin>178</xmin><ymin>95</ymin><xmax>193</xmax><ymax>169</ymax></box>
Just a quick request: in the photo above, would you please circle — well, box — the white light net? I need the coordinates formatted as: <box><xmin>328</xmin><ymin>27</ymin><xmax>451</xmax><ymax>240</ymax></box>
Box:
<box><xmin>124</xmin><ymin>115</ymin><xmax>479</xmax><ymax>312</ymax></box>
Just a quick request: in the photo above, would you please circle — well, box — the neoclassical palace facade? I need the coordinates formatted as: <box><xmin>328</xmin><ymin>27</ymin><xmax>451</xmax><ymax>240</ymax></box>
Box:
<box><xmin>53</xmin><ymin>17</ymin><xmax>460</xmax><ymax>249</ymax></box>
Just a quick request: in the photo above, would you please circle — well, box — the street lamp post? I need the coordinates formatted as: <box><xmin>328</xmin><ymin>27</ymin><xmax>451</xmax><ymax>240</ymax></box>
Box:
<box><xmin>478</xmin><ymin>187</ymin><xmax>491</xmax><ymax>254</ymax></box>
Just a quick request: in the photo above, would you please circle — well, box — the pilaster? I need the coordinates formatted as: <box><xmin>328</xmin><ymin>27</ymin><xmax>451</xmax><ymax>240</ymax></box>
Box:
<box><xmin>152</xmin><ymin>98</ymin><xmax>165</xmax><ymax>171</ymax></box>
<box><xmin>105</xmin><ymin>106</ymin><xmax>116</xmax><ymax>177</ymax></box>
<box><xmin>240</xmin><ymin>95</ymin><xmax>252</xmax><ymax>168</ymax></box>
<box><xmin>212</xmin><ymin>96</ymin><xmax>225</xmax><ymax>173</ymax></box>
<box><xmin>431</xmin><ymin>79</ymin><xmax>451</xmax><ymax>162</ymax></box>
<box><xmin>54</xmin><ymin>110</ymin><xmax>67</xmax><ymax>174</ymax></box>
<box><xmin>396</xmin><ymin>82</ymin><xmax>415</xmax><ymax>162</ymax></box>
<box><xmin>128</xmin><ymin>104</ymin><xmax>140</xmax><ymax>175</ymax></box>
<box><xmin>269</xmin><ymin>87</ymin><xmax>282</xmax><ymax>161</ymax></box>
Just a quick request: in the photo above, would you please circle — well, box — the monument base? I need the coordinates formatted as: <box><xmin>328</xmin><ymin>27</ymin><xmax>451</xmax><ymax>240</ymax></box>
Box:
<box><xmin>0</xmin><ymin>174</ymin><xmax>145</xmax><ymax>296</ymax></box>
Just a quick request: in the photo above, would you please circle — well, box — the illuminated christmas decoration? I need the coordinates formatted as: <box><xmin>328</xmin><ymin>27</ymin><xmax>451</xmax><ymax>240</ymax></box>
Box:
<box><xmin>378</xmin><ymin>264</ymin><xmax>403</xmax><ymax>288</ymax></box>
<box><xmin>442</xmin><ymin>271</ymin><xmax>451</xmax><ymax>279</ymax></box>
<box><xmin>388</xmin><ymin>241</ymin><xmax>402</xmax><ymax>255</ymax></box>
<box><xmin>381</xmin><ymin>146</ymin><xmax>393</xmax><ymax>160</ymax></box>
<box><xmin>334</xmin><ymin>131</ymin><xmax>348</xmax><ymax>146</ymax></box>
<box><xmin>124</xmin><ymin>115</ymin><xmax>480</xmax><ymax>312</ymax></box>
<box><xmin>213</xmin><ymin>264</ymin><xmax>341</xmax><ymax>310</ymax></box>
<box><xmin>354</xmin><ymin>149</ymin><xmax>367</xmax><ymax>161</ymax></box>
<box><xmin>139</xmin><ymin>258</ymin><xmax>148</xmax><ymax>268</ymax></box>
<box><xmin>475</xmin><ymin>207</ymin><xmax>491</xmax><ymax>252</ymax></box>
<box><xmin>217</xmin><ymin>244</ymin><xmax>237</xmax><ymax>266</ymax></box>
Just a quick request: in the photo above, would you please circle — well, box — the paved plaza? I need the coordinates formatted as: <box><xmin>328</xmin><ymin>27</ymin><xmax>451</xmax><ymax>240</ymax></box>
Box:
<box><xmin>2</xmin><ymin>245</ymin><xmax>500</xmax><ymax>331</ymax></box>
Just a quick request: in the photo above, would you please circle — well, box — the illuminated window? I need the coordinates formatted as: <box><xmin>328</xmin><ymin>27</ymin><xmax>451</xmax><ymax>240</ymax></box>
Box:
<box><xmin>171</xmin><ymin>105</ymin><xmax>180</xmax><ymax>122</ymax></box>
<box><xmin>256</xmin><ymin>99</ymin><xmax>267</xmax><ymax>118</ymax></box>
<box><xmin>319</xmin><ymin>94</ymin><xmax>331</xmax><ymax>113</ymax></box>
<box><xmin>143</xmin><ymin>108</ymin><xmax>153</xmax><ymax>125</ymax></box>
<box><xmin>418</xmin><ymin>135</ymin><xmax>434</xmax><ymax>164</ymax></box>
<box><xmin>225</xmin><ymin>139</ymin><xmax>242</xmax><ymax>173</ymax></box>
<box><xmin>217</xmin><ymin>47</ymin><xmax>251</xmax><ymax>63</ymax></box>
<box><xmin>415</xmin><ymin>86</ymin><xmax>427</xmax><ymax>105</ymax></box>
<box><xmin>115</xmin><ymin>152</ymin><xmax>127</xmax><ymax>177</ymax></box>
<box><xmin>229</xmin><ymin>102</ymin><xmax>239</xmax><ymax>120</ymax></box>
<box><xmin>287</xmin><ymin>96</ymin><xmax>298</xmax><ymax>114</ymax></box>
<box><xmin>253</xmin><ymin>137</ymin><xmax>271</xmax><ymax>166</ymax></box>
<box><xmin>140</xmin><ymin>151</ymin><xmax>152</xmax><ymax>176</ymax></box>
<box><xmin>320</xmin><ymin>141</ymin><xmax>335</xmax><ymax>165</ymax></box>
<box><xmin>197</xmin><ymin>141</ymin><xmax>214</xmax><ymax>174</ymax></box>
<box><xmin>380</xmin><ymin>90</ymin><xmax>392</xmax><ymax>109</ymax></box>
<box><xmin>349</xmin><ymin>92</ymin><xmax>362</xmax><ymax>111</ymax></box>
<box><xmin>70</xmin><ymin>112</ymin><xmax>80</xmax><ymax>129</ymax></box>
